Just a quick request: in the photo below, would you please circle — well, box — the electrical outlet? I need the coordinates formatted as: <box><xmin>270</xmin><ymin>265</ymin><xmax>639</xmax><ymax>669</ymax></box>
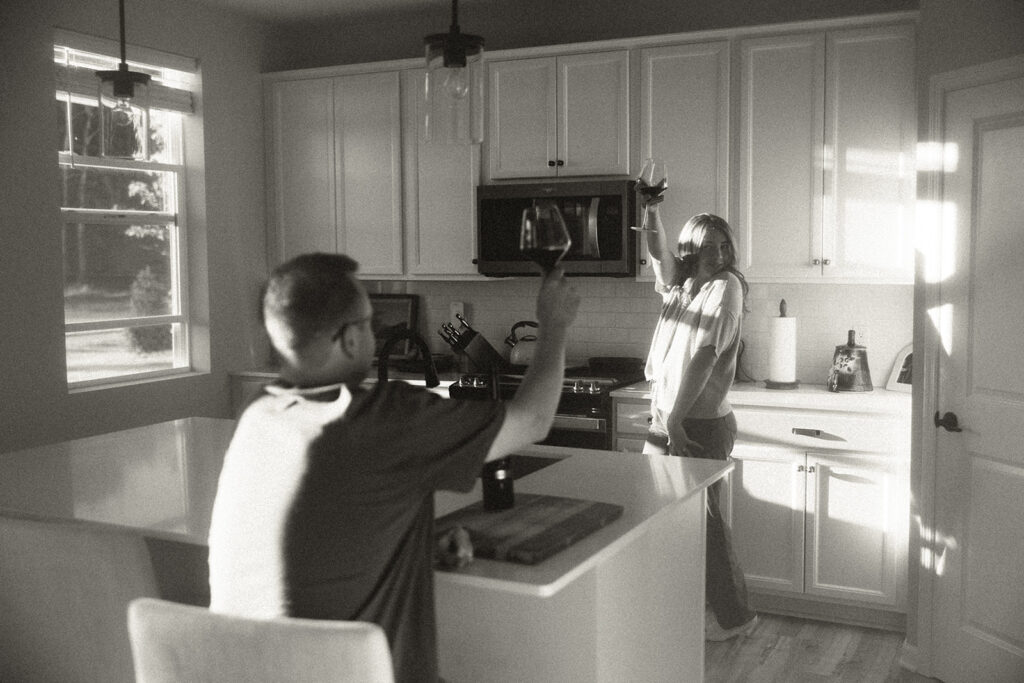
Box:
<box><xmin>449</xmin><ymin>301</ymin><xmax>464</xmax><ymax>326</ymax></box>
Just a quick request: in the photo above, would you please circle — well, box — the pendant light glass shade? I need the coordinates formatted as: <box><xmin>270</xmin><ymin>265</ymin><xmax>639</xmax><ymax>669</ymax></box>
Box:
<box><xmin>95</xmin><ymin>0</ymin><xmax>151</xmax><ymax>159</ymax></box>
<box><xmin>423</xmin><ymin>0</ymin><xmax>484</xmax><ymax>144</ymax></box>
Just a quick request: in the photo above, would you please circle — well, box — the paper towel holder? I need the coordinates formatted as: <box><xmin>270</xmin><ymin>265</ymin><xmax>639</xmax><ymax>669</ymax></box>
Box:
<box><xmin>765</xmin><ymin>299</ymin><xmax>800</xmax><ymax>390</ymax></box>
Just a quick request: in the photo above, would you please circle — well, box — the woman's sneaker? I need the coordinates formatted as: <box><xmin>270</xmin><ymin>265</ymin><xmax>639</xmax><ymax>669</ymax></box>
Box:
<box><xmin>705</xmin><ymin>611</ymin><xmax>759</xmax><ymax>641</ymax></box>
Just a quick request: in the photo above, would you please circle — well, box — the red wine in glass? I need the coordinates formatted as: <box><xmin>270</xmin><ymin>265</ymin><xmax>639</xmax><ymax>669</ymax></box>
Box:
<box><xmin>633</xmin><ymin>158</ymin><xmax>669</xmax><ymax>231</ymax></box>
<box><xmin>520</xmin><ymin>201</ymin><xmax>571</xmax><ymax>274</ymax></box>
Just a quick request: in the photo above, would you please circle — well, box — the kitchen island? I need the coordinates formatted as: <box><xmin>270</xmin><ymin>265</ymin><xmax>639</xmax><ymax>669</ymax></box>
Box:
<box><xmin>0</xmin><ymin>417</ymin><xmax>730</xmax><ymax>682</ymax></box>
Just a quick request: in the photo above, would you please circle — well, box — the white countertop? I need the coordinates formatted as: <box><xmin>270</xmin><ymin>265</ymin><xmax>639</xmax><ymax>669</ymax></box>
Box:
<box><xmin>0</xmin><ymin>417</ymin><xmax>730</xmax><ymax>597</ymax></box>
<box><xmin>612</xmin><ymin>380</ymin><xmax>912</xmax><ymax>416</ymax></box>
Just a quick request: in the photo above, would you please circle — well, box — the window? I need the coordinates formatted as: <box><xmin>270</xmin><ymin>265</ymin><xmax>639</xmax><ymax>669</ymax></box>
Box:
<box><xmin>54</xmin><ymin>36</ymin><xmax>198</xmax><ymax>386</ymax></box>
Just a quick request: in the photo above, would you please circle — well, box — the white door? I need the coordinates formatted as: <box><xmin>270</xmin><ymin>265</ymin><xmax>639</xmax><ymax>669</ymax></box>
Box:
<box><xmin>922</xmin><ymin>55</ymin><xmax>1024</xmax><ymax>682</ymax></box>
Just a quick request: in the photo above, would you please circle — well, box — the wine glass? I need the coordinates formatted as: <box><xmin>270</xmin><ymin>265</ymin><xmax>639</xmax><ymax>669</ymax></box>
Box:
<box><xmin>520</xmin><ymin>200</ymin><xmax>571</xmax><ymax>274</ymax></box>
<box><xmin>632</xmin><ymin>157</ymin><xmax>669</xmax><ymax>232</ymax></box>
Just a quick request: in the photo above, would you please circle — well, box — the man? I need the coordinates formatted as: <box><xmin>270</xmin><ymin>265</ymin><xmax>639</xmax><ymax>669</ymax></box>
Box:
<box><xmin>208</xmin><ymin>252</ymin><xmax>579</xmax><ymax>683</ymax></box>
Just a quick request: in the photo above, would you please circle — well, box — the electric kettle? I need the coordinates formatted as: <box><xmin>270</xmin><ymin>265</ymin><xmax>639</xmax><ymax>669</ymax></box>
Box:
<box><xmin>827</xmin><ymin>330</ymin><xmax>873</xmax><ymax>392</ymax></box>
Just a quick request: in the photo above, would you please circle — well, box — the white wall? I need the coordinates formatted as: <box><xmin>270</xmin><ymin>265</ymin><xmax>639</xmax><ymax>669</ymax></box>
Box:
<box><xmin>0</xmin><ymin>0</ymin><xmax>270</xmax><ymax>452</ymax></box>
<box><xmin>372</xmin><ymin>278</ymin><xmax>913</xmax><ymax>388</ymax></box>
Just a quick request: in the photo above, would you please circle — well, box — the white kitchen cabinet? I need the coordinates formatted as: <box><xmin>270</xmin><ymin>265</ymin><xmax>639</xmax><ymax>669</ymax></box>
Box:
<box><xmin>636</xmin><ymin>41</ymin><xmax>730</xmax><ymax>281</ymax></box>
<box><xmin>266</xmin><ymin>71</ymin><xmax>403</xmax><ymax>274</ymax></box>
<box><xmin>738</xmin><ymin>23</ymin><xmax>915</xmax><ymax>283</ymax></box>
<box><xmin>613</xmin><ymin>395</ymin><xmax>651</xmax><ymax>452</ymax></box>
<box><xmin>611</xmin><ymin>384</ymin><xmax>911</xmax><ymax>625</ymax></box>
<box><xmin>400</xmin><ymin>69</ymin><xmax>480</xmax><ymax>277</ymax></box>
<box><xmin>728</xmin><ymin>445</ymin><xmax>907</xmax><ymax>609</ymax></box>
<box><xmin>487</xmin><ymin>51</ymin><xmax>630</xmax><ymax>179</ymax></box>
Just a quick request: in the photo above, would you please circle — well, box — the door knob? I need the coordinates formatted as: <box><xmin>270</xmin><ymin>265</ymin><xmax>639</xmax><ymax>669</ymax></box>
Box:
<box><xmin>934</xmin><ymin>411</ymin><xmax>963</xmax><ymax>432</ymax></box>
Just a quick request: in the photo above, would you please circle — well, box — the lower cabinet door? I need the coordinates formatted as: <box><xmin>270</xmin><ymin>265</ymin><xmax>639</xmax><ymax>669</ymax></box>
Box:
<box><xmin>804</xmin><ymin>453</ymin><xmax>903</xmax><ymax>607</ymax></box>
<box><xmin>728</xmin><ymin>447</ymin><xmax>806</xmax><ymax>595</ymax></box>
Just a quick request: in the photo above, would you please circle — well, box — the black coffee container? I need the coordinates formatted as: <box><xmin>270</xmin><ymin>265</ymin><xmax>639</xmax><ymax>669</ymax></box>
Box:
<box><xmin>481</xmin><ymin>457</ymin><xmax>514</xmax><ymax>510</ymax></box>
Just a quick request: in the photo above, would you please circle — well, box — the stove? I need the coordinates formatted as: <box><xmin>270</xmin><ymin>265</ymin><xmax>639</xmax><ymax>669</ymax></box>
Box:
<box><xmin>448</xmin><ymin>363</ymin><xmax>645</xmax><ymax>450</ymax></box>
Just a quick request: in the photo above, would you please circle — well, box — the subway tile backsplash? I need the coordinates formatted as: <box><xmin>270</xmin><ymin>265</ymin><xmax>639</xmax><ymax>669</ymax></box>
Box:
<box><xmin>367</xmin><ymin>279</ymin><xmax>913</xmax><ymax>388</ymax></box>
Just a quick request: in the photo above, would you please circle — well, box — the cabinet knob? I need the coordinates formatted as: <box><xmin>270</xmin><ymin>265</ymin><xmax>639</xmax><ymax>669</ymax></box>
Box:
<box><xmin>556</xmin><ymin>159</ymin><xmax>565</xmax><ymax>166</ymax></box>
<box><xmin>548</xmin><ymin>160</ymin><xmax>556</xmax><ymax>167</ymax></box>
<box><xmin>822</xmin><ymin>258</ymin><xmax>831</xmax><ymax>266</ymax></box>
<box><xmin>812</xmin><ymin>258</ymin><xmax>821</xmax><ymax>266</ymax></box>
<box><xmin>797</xmin><ymin>465</ymin><xmax>806</xmax><ymax>472</ymax></box>
<box><xmin>640</xmin><ymin>258</ymin><xmax>648</xmax><ymax>266</ymax></box>
<box><xmin>807</xmin><ymin>466</ymin><xmax>816</xmax><ymax>474</ymax></box>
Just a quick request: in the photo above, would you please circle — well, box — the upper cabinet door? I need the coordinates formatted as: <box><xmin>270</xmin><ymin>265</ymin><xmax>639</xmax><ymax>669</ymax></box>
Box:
<box><xmin>334</xmin><ymin>71</ymin><xmax>404</xmax><ymax>276</ymax></box>
<box><xmin>267</xmin><ymin>78</ymin><xmax>337</xmax><ymax>264</ymax></box>
<box><xmin>557</xmin><ymin>51</ymin><xmax>630</xmax><ymax>177</ymax></box>
<box><xmin>400</xmin><ymin>69</ymin><xmax>480</xmax><ymax>277</ymax></box>
<box><xmin>822</xmin><ymin>24</ymin><xmax>915</xmax><ymax>283</ymax></box>
<box><xmin>487</xmin><ymin>51</ymin><xmax>629</xmax><ymax>180</ymax></box>
<box><xmin>488</xmin><ymin>57</ymin><xmax>558</xmax><ymax>179</ymax></box>
<box><xmin>739</xmin><ymin>25</ymin><xmax>915</xmax><ymax>283</ymax></box>
<box><xmin>266</xmin><ymin>72</ymin><xmax>404</xmax><ymax>275</ymax></box>
<box><xmin>739</xmin><ymin>32</ymin><xmax>826</xmax><ymax>282</ymax></box>
<box><xmin>638</xmin><ymin>41</ymin><xmax>730</xmax><ymax>281</ymax></box>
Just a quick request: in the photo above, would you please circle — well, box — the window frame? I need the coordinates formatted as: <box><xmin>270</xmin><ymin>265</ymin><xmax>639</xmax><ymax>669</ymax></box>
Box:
<box><xmin>55</xmin><ymin>33</ymin><xmax>200</xmax><ymax>389</ymax></box>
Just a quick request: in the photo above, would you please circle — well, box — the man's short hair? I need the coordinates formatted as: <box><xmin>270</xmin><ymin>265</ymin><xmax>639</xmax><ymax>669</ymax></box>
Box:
<box><xmin>262</xmin><ymin>253</ymin><xmax>363</xmax><ymax>353</ymax></box>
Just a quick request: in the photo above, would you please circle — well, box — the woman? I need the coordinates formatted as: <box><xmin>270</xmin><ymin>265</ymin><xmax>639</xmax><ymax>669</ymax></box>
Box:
<box><xmin>640</xmin><ymin>200</ymin><xmax>758</xmax><ymax>641</ymax></box>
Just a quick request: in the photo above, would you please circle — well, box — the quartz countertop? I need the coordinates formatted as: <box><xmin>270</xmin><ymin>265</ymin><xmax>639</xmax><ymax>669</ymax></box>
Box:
<box><xmin>0</xmin><ymin>417</ymin><xmax>730</xmax><ymax>597</ymax></box>
<box><xmin>612</xmin><ymin>380</ymin><xmax>911</xmax><ymax>416</ymax></box>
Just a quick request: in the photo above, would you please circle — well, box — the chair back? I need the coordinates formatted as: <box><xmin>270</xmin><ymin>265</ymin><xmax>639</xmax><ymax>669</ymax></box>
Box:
<box><xmin>127</xmin><ymin>598</ymin><xmax>395</xmax><ymax>683</ymax></box>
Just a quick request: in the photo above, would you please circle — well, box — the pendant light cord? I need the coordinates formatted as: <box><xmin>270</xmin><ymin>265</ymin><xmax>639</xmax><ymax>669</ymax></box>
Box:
<box><xmin>118</xmin><ymin>0</ymin><xmax>127</xmax><ymax>65</ymax></box>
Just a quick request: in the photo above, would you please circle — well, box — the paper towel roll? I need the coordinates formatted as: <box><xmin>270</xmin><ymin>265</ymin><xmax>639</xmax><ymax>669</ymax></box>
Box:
<box><xmin>768</xmin><ymin>316</ymin><xmax>797</xmax><ymax>383</ymax></box>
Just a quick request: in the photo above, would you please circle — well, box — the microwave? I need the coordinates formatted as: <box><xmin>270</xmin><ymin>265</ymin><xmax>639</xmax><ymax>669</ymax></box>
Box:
<box><xmin>475</xmin><ymin>179</ymin><xmax>637</xmax><ymax>277</ymax></box>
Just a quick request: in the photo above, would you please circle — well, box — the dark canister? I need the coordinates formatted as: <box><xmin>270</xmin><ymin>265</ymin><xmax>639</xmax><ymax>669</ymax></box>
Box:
<box><xmin>481</xmin><ymin>457</ymin><xmax>514</xmax><ymax>510</ymax></box>
<box><xmin>827</xmin><ymin>329</ymin><xmax>873</xmax><ymax>392</ymax></box>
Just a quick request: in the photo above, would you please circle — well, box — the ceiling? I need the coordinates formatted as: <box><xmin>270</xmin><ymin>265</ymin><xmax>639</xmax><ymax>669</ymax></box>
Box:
<box><xmin>194</xmin><ymin>0</ymin><xmax>476</xmax><ymax>23</ymax></box>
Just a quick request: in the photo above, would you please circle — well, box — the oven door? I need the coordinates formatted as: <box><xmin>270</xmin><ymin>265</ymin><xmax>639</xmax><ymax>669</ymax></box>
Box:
<box><xmin>540</xmin><ymin>415</ymin><xmax>610</xmax><ymax>450</ymax></box>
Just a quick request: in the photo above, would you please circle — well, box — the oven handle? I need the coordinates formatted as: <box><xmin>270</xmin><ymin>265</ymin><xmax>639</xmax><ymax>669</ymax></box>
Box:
<box><xmin>551</xmin><ymin>415</ymin><xmax>607</xmax><ymax>432</ymax></box>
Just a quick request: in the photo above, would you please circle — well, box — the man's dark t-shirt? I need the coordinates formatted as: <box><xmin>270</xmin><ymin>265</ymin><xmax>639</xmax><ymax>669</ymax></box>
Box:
<box><xmin>208</xmin><ymin>380</ymin><xmax>505</xmax><ymax>683</ymax></box>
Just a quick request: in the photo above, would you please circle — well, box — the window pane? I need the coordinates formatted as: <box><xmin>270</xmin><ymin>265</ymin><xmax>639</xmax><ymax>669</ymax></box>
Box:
<box><xmin>66</xmin><ymin>324</ymin><xmax>183</xmax><ymax>383</ymax></box>
<box><xmin>60</xmin><ymin>165</ymin><xmax>175</xmax><ymax>212</ymax></box>
<box><xmin>55</xmin><ymin>95</ymin><xmax>182</xmax><ymax>163</ymax></box>
<box><xmin>63</xmin><ymin>223</ymin><xmax>174</xmax><ymax>323</ymax></box>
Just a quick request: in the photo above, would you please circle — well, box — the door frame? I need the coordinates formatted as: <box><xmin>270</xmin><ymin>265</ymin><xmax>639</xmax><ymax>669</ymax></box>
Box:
<box><xmin>910</xmin><ymin>52</ymin><xmax>1024</xmax><ymax>677</ymax></box>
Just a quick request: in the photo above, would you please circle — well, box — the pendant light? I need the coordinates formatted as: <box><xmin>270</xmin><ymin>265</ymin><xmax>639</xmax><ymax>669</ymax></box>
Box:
<box><xmin>423</xmin><ymin>0</ymin><xmax>484</xmax><ymax>144</ymax></box>
<box><xmin>95</xmin><ymin>0</ymin><xmax>151</xmax><ymax>159</ymax></box>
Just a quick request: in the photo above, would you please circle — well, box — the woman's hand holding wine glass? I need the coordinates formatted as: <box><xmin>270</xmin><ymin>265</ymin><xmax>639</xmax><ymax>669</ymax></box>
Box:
<box><xmin>632</xmin><ymin>157</ymin><xmax>669</xmax><ymax>232</ymax></box>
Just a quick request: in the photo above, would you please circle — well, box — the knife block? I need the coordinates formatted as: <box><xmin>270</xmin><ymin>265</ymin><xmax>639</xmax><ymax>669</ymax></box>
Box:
<box><xmin>455</xmin><ymin>331</ymin><xmax>507</xmax><ymax>375</ymax></box>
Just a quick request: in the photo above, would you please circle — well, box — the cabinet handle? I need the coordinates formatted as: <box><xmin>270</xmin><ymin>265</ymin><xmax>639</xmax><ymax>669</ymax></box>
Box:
<box><xmin>812</xmin><ymin>258</ymin><xmax>821</xmax><ymax>266</ymax></box>
<box><xmin>807</xmin><ymin>466</ymin><xmax>816</xmax><ymax>474</ymax></box>
<box><xmin>646</xmin><ymin>416</ymin><xmax>652</xmax><ymax>424</ymax></box>
<box><xmin>792</xmin><ymin>427</ymin><xmax>822</xmax><ymax>437</ymax></box>
<box><xmin>556</xmin><ymin>159</ymin><xmax>565</xmax><ymax>166</ymax></box>
<box><xmin>822</xmin><ymin>258</ymin><xmax>831</xmax><ymax>266</ymax></box>
<box><xmin>797</xmin><ymin>465</ymin><xmax>806</xmax><ymax>472</ymax></box>
<box><xmin>548</xmin><ymin>160</ymin><xmax>556</xmax><ymax>167</ymax></box>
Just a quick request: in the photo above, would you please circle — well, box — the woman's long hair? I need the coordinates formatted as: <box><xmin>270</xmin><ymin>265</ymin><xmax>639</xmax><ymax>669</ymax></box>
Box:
<box><xmin>677</xmin><ymin>213</ymin><xmax>749</xmax><ymax>306</ymax></box>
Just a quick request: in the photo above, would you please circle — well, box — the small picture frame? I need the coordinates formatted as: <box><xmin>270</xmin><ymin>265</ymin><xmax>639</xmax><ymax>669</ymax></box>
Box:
<box><xmin>368</xmin><ymin>294</ymin><xmax>419</xmax><ymax>359</ymax></box>
<box><xmin>886</xmin><ymin>343</ymin><xmax>913</xmax><ymax>392</ymax></box>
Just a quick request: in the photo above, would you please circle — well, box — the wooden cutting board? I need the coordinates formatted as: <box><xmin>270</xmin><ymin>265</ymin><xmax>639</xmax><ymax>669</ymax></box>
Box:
<box><xmin>435</xmin><ymin>493</ymin><xmax>624</xmax><ymax>565</ymax></box>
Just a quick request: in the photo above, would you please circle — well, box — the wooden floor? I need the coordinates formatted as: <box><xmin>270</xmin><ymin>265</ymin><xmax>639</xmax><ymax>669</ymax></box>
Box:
<box><xmin>705</xmin><ymin>614</ymin><xmax>940</xmax><ymax>683</ymax></box>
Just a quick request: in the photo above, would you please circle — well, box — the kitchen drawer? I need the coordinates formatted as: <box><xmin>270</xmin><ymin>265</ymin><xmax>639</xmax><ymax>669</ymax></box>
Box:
<box><xmin>734</xmin><ymin>407</ymin><xmax>905</xmax><ymax>455</ymax></box>
<box><xmin>615</xmin><ymin>401</ymin><xmax>651</xmax><ymax>436</ymax></box>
